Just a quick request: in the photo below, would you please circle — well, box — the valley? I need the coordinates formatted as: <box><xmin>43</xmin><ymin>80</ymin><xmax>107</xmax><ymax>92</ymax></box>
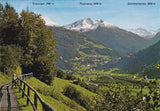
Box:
<box><xmin>50</xmin><ymin>18</ymin><xmax>160</xmax><ymax>75</ymax></box>
<box><xmin>45</xmin><ymin>17</ymin><xmax>160</xmax><ymax>110</ymax></box>
<box><xmin>1</xmin><ymin>4</ymin><xmax>160</xmax><ymax>110</ymax></box>
<box><xmin>11</xmin><ymin>70</ymin><xmax>160</xmax><ymax>111</ymax></box>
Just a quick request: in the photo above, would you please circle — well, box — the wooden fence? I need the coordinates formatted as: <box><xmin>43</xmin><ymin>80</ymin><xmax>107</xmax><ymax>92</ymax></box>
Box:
<box><xmin>16</xmin><ymin>73</ymin><xmax>56</xmax><ymax>111</ymax></box>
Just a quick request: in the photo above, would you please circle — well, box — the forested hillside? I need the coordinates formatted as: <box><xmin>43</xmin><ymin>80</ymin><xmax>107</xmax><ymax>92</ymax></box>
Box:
<box><xmin>151</xmin><ymin>32</ymin><xmax>160</xmax><ymax>44</ymax></box>
<box><xmin>50</xmin><ymin>26</ymin><xmax>119</xmax><ymax>72</ymax></box>
<box><xmin>85</xmin><ymin>26</ymin><xmax>151</xmax><ymax>54</ymax></box>
<box><xmin>117</xmin><ymin>40</ymin><xmax>160</xmax><ymax>75</ymax></box>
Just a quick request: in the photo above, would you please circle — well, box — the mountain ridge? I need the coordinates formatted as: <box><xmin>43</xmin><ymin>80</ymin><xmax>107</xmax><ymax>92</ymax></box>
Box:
<box><xmin>41</xmin><ymin>16</ymin><xmax>160</xmax><ymax>39</ymax></box>
<box><xmin>64</xmin><ymin>18</ymin><xmax>116</xmax><ymax>32</ymax></box>
<box><xmin>127</xmin><ymin>28</ymin><xmax>157</xmax><ymax>38</ymax></box>
<box><xmin>116</xmin><ymin>40</ymin><xmax>160</xmax><ymax>73</ymax></box>
<box><xmin>40</xmin><ymin>15</ymin><xmax>59</xmax><ymax>27</ymax></box>
<box><xmin>49</xmin><ymin>26</ymin><xmax>118</xmax><ymax>71</ymax></box>
<box><xmin>85</xmin><ymin>25</ymin><xmax>151</xmax><ymax>54</ymax></box>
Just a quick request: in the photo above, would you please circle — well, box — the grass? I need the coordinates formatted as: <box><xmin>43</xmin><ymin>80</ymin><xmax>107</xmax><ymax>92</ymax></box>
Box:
<box><xmin>14</xmin><ymin>77</ymin><xmax>97</xmax><ymax>111</ymax></box>
<box><xmin>0</xmin><ymin>72</ymin><xmax>11</xmax><ymax>86</ymax></box>
<box><xmin>77</xmin><ymin>48</ymin><xmax>93</xmax><ymax>57</ymax></box>
<box><xmin>14</xmin><ymin>85</ymin><xmax>76</xmax><ymax>111</ymax></box>
<box><xmin>87</xmin><ymin>41</ymin><xmax>110</xmax><ymax>49</ymax></box>
<box><xmin>13</xmin><ymin>78</ymin><xmax>80</xmax><ymax>111</ymax></box>
<box><xmin>13</xmin><ymin>82</ymin><xmax>43</xmax><ymax>111</ymax></box>
<box><xmin>75</xmin><ymin>66</ymin><xmax>91</xmax><ymax>71</ymax></box>
<box><xmin>52</xmin><ymin>77</ymin><xmax>96</xmax><ymax>97</ymax></box>
<box><xmin>13</xmin><ymin>69</ymin><xmax>159</xmax><ymax>111</ymax></box>
<box><xmin>4</xmin><ymin>70</ymin><xmax>160</xmax><ymax>111</ymax></box>
<box><xmin>84</xmin><ymin>37</ymin><xmax>112</xmax><ymax>50</ymax></box>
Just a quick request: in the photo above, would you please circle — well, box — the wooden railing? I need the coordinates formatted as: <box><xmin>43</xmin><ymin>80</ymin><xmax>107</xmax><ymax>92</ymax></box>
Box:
<box><xmin>17</xmin><ymin>72</ymin><xmax>33</xmax><ymax>80</ymax></box>
<box><xmin>16</xmin><ymin>73</ymin><xmax>56</xmax><ymax>111</ymax></box>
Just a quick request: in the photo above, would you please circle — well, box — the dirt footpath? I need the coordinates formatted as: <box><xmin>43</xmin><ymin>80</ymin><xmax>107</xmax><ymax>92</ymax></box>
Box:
<box><xmin>0</xmin><ymin>82</ymin><xmax>20</xmax><ymax>111</ymax></box>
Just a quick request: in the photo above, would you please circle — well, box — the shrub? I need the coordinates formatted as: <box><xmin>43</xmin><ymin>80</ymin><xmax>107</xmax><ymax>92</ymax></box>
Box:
<box><xmin>63</xmin><ymin>85</ymin><xmax>92</xmax><ymax>110</ymax></box>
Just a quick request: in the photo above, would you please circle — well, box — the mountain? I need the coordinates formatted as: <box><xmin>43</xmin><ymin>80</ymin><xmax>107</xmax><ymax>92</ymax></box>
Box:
<box><xmin>151</xmin><ymin>32</ymin><xmax>160</xmax><ymax>44</ymax></box>
<box><xmin>157</xmin><ymin>28</ymin><xmax>160</xmax><ymax>32</ymax></box>
<box><xmin>127</xmin><ymin>28</ymin><xmax>156</xmax><ymax>38</ymax></box>
<box><xmin>64</xmin><ymin>18</ymin><xmax>116</xmax><ymax>32</ymax></box>
<box><xmin>49</xmin><ymin>26</ymin><xmax>119</xmax><ymax>71</ymax></box>
<box><xmin>85</xmin><ymin>25</ymin><xmax>151</xmax><ymax>54</ymax></box>
<box><xmin>40</xmin><ymin>15</ymin><xmax>59</xmax><ymax>26</ymax></box>
<box><xmin>64</xmin><ymin>18</ymin><xmax>151</xmax><ymax>54</ymax></box>
<box><xmin>117</xmin><ymin>40</ymin><xmax>160</xmax><ymax>73</ymax></box>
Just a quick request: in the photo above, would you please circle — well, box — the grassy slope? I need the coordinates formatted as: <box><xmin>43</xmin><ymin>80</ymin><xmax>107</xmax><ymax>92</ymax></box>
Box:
<box><xmin>14</xmin><ymin>77</ymin><xmax>96</xmax><ymax>111</ymax></box>
<box><xmin>52</xmin><ymin>77</ymin><xmax>96</xmax><ymax>97</ymax></box>
<box><xmin>14</xmin><ymin>86</ymin><xmax>74</xmax><ymax>111</ymax></box>
<box><xmin>0</xmin><ymin>72</ymin><xmax>11</xmax><ymax>86</ymax></box>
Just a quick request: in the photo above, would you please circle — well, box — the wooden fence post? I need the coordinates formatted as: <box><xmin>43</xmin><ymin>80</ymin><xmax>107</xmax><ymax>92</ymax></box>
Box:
<box><xmin>34</xmin><ymin>93</ymin><xmax>37</xmax><ymax>110</ymax></box>
<box><xmin>27</xmin><ymin>87</ymin><xmax>30</xmax><ymax>105</ymax></box>
<box><xmin>19</xmin><ymin>80</ymin><xmax>22</xmax><ymax>92</ymax></box>
<box><xmin>22</xmin><ymin>84</ymin><xmax>25</xmax><ymax>98</ymax></box>
<box><xmin>16</xmin><ymin>76</ymin><xmax>55</xmax><ymax>111</ymax></box>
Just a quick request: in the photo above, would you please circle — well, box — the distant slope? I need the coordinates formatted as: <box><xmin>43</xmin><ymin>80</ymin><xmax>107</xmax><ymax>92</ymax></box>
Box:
<box><xmin>127</xmin><ymin>28</ymin><xmax>156</xmax><ymax>38</ymax></box>
<box><xmin>50</xmin><ymin>26</ymin><xmax>119</xmax><ymax>71</ymax></box>
<box><xmin>85</xmin><ymin>26</ymin><xmax>151</xmax><ymax>54</ymax></box>
<box><xmin>118</xmin><ymin>40</ymin><xmax>160</xmax><ymax>73</ymax></box>
<box><xmin>40</xmin><ymin>15</ymin><xmax>59</xmax><ymax>27</ymax></box>
<box><xmin>151</xmin><ymin>32</ymin><xmax>160</xmax><ymax>44</ymax></box>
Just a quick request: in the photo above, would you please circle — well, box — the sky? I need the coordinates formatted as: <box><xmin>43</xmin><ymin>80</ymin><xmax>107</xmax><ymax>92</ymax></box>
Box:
<box><xmin>1</xmin><ymin>0</ymin><xmax>160</xmax><ymax>30</ymax></box>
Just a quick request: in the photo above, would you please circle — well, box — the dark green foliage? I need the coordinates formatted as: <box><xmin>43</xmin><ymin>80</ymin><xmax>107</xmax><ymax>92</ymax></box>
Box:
<box><xmin>93</xmin><ymin>85</ymin><xmax>135</xmax><ymax>111</ymax></box>
<box><xmin>92</xmin><ymin>79</ymin><xmax>160</xmax><ymax>111</ymax></box>
<box><xmin>0</xmin><ymin>3</ymin><xmax>22</xmax><ymax>75</ymax></box>
<box><xmin>56</xmin><ymin>69</ymin><xmax>67</xmax><ymax>79</ymax></box>
<box><xmin>0</xmin><ymin>45</ymin><xmax>22</xmax><ymax>75</ymax></box>
<box><xmin>0</xmin><ymin>3</ymin><xmax>21</xmax><ymax>45</ymax></box>
<box><xmin>33</xmin><ymin>56</ymin><xmax>55</xmax><ymax>85</ymax></box>
<box><xmin>63</xmin><ymin>85</ymin><xmax>91</xmax><ymax>110</ymax></box>
<box><xmin>19</xmin><ymin>10</ymin><xmax>57</xmax><ymax>84</ymax></box>
<box><xmin>73</xmin><ymin>78</ymin><xmax>98</xmax><ymax>93</ymax></box>
<box><xmin>141</xmin><ymin>63</ymin><xmax>160</xmax><ymax>78</ymax></box>
<box><xmin>56</xmin><ymin>69</ymin><xmax>75</xmax><ymax>80</ymax></box>
<box><xmin>0</xmin><ymin>3</ymin><xmax>57</xmax><ymax>84</ymax></box>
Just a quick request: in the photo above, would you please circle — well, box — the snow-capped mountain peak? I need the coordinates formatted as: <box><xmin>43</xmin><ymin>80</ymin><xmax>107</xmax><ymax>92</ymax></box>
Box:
<box><xmin>127</xmin><ymin>28</ymin><xmax>157</xmax><ymax>38</ymax></box>
<box><xmin>40</xmin><ymin>15</ymin><xmax>59</xmax><ymax>27</ymax></box>
<box><xmin>64</xmin><ymin>18</ymin><xmax>116</xmax><ymax>32</ymax></box>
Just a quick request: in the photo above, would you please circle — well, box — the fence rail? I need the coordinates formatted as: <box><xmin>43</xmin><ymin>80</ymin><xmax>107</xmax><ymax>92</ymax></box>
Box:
<box><xmin>16</xmin><ymin>73</ymin><xmax>56</xmax><ymax>111</ymax></box>
<box><xmin>17</xmin><ymin>72</ymin><xmax>33</xmax><ymax>80</ymax></box>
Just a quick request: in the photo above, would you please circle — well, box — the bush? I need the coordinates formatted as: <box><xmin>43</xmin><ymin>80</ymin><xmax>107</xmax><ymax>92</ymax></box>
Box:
<box><xmin>63</xmin><ymin>85</ymin><xmax>92</xmax><ymax>110</ymax></box>
<box><xmin>0</xmin><ymin>45</ymin><xmax>22</xmax><ymax>75</ymax></box>
<box><xmin>56</xmin><ymin>69</ymin><xmax>75</xmax><ymax>80</ymax></box>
